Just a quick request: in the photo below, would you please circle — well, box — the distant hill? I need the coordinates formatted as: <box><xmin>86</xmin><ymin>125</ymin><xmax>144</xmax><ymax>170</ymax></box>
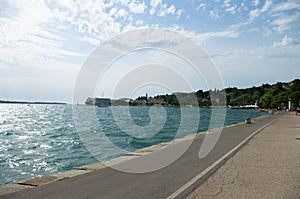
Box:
<box><xmin>225</xmin><ymin>79</ymin><xmax>300</xmax><ymax>109</ymax></box>
<box><xmin>131</xmin><ymin>79</ymin><xmax>300</xmax><ymax>109</ymax></box>
<box><xmin>0</xmin><ymin>100</ymin><xmax>67</xmax><ymax>105</ymax></box>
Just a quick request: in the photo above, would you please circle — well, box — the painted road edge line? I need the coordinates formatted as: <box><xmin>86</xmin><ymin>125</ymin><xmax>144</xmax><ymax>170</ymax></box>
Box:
<box><xmin>166</xmin><ymin>118</ymin><xmax>277</xmax><ymax>199</ymax></box>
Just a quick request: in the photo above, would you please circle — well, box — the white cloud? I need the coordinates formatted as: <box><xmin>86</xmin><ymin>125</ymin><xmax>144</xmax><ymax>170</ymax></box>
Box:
<box><xmin>150</xmin><ymin>8</ymin><xmax>156</xmax><ymax>15</ymax></box>
<box><xmin>110</xmin><ymin>8</ymin><xmax>127</xmax><ymax>18</ymax></box>
<box><xmin>11</xmin><ymin>1</ymin><xmax>54</xmax><ymax>25</ymax></box>
<box><xmin>273</xmin><ymin>35</ymin><xmax>295</xmax><ymax>47</ymax></box>
<box><xmin>1</xmin><ymin>0</ymin><xmax>299</xmax><ymax>101</ymax></box>
<box><xmin>0</xmin><ymin>2</ymin><xmax>70</xmax><ymax>65</ymax></box>
<box><xmin>128</xmin><ymin>1</ymin><xmax>146</xmax><ymax>14</ymax></box>
<box><xmin>250</xmin><ymin>8</ymin><xmax>260</xmax><ymax>18</ymax></box>
<box><xmin>80</xmin><ymin>36</ymin><xmax>101</xmax><ymax>46</ymax></box>
<box><xmin>109</xmin><ymin>7</ymin><xmax>118</xmax><ymax>16</ymax></box>
<box><xmin>198</xmin><ymin>29</ymin><xmax>239</xmax><ymax>42</ymax></box>
<box><xmin>116</xmin><ymin>9</ymin><xmax>128</xmax><ymax>18</ymax></box>
<box><xmin>267</xmin><ymin>1</ymin><xmax>300</xmax><ymax>33</ymax></box>
<box><xmin>223</xmin><ymin>0</ymin><xmax>231</xmax><ymax>8</ymax></box>
<box><xmin>248</xmin><ymin>28</ymin><xmax>260</xmax><ymax>33</ymax></box>
<box><xmin>272</xmin><ymin>1</ymin><xmax>300</xmax><ymax>13</ymax></box>
<box><xmin>271</xmin><ymin>14</ymin><xmax>299</xmax><ymax>32</ymax></box>
<box><xmin>262</xmin><ymin>26</ymin><xmax>273</xmax><ymax>36</ymax></box>
<box><xmin>136</xmin><ymin>20</ymin><xmax>144</xmax><ymax>25</ymax></box>
<box><xmin>56</xmin><ymin>1</ymin><xmax>127</xmax><ymax>42</ymax></box>
<box><xmin>261</xmin><ymin>0</ymin><xmax>272</xmax><ymax>12</ymax></box>
<box><xmin>211</xmin><ymin>44</ymin><xmax>300</xmax><ymax>88</ymax></box>
<box><xmin>249</xmin><ymin>0</ymin><xmax>272</xmax><ymax>19</ymax></box>
<box><xmin>226</xmin><ymin>5</ymin><xmax>237</xmax><ymax>14</ymax></box>
<box><xmin>157</xmin><ymin>4</ymin><xmax>177</xmax><ymax>17</ymax></box>
<box><xmin>149</xmin><ymin>1</ymin><xmax>179</xmax><ymax>18</ymax></box>
<box><xmin>272</xmin><ymin>18</ymin><xmax>292</xmax><ymax>32</ymax></box>
<box><xmin>166</xmin><ymin>5</ymin><xmax>176</xmax><ymax>14</ymax></box>
<box><xmin>240</xmin><ymin>2</ymin><xmax>248</xmax><ymax>11</ymax></box>
<box><xmin>150</xmin><ymin>0</ymin><xmax>162</xmax><ymax>8</ymax></box>
<box><xmin>115</xmin><ymin>0</ymin><xmax>130</xmax><ymax>5</ymax></box>
<box><xmin>170</xmin><ymin>25</ymin><xmax>240</xmax><ymax>45</ymax></box>
<box><xmin>149</xmin><ymin>0</ymin><xmax>162</xmax><ymax>15</ymax></box>
<box><xmin>197</xmin><ymin>3</ymin><xmax>207</xmax><ymax>11</ymax></box>
<box><xmin>253</xmin><ymin>0</ymin><xmax>260</xmax><ymax>7</ymax></box>
<box><xmin>249</xmin><ymin>8</ymin><xmax>260</xmax><ymax>18</ymax></box>
<box><xmin>209</xmin><ymin>10</ymin><xmax>220</xmax><ymax>20</ymax></box>
<box><xmin>213</xmin><ymin>42</ymin><xmax>300</xmax><ymax>60</ymax></box>
<box><xmin>0</xmin><ymin>0</ymin><xmax>137</xmax><ymax>77</ymax></box>
<box><xmin>176</xmin><ymin>9</ymin><xmax>183</xmax><ymax>19</ymax></box>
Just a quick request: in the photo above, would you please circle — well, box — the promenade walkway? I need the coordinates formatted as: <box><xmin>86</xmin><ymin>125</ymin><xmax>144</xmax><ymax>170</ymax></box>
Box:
<box><xmin>187</xmin><ymin>112</ymin><xmax>300</xmax><ymax>199</ymax></box>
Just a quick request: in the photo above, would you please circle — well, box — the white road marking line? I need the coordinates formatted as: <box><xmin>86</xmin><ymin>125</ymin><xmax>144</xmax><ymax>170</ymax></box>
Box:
<box><xmin>166</xmin><ymin>119</ymin><xmax>277</xmax><ymax>199</ymax></box>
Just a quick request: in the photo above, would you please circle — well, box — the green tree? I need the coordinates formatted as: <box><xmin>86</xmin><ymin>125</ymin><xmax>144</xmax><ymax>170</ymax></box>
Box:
<box><xmin>290</xmin><ymin>91</ymin><xmax>300</xmax><ymax>108</ymax></box>
<box><xmin>260</xmin><ymin>91</ymin><xmax>273</xmax><ymax>108</ymax></box>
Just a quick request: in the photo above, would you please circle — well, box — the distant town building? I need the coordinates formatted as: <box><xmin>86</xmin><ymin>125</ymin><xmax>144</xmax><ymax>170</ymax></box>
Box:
<box><xmin>147</xmin><ymin>97</ymin><xmax>165</xmax><ymax>105</ymax></box>
<box><xmin>85</xmin><ymin>97</ymin><xmax>111</xmax><ymax>107</ymax></box>
<box><xmin>111</xmin><ymin>98</ymin><xmax>131</xmax><ymax>106</ymax></box>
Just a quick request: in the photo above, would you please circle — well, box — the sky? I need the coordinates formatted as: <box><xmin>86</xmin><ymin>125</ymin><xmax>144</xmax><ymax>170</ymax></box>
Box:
<box><xmin>0</xmin><ymin>0</ymin><xmax>300</xmax><ymax>102</ymax></box>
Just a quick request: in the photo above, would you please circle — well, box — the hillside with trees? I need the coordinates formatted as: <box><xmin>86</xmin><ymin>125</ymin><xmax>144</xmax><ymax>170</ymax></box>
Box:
<box><xmin>225</xmin><ymin>79</ymin><xmax>300</xmax><ymax>109</ymax></box>
<box><xmin>130</xmin><ymin>79</ymin><xmax>300</xmax><ymax>109</ymax></box>
<box><xmin>258</xmin><ymin>79</ymin><xmax>300</xmax><ymax>109</ymax></box>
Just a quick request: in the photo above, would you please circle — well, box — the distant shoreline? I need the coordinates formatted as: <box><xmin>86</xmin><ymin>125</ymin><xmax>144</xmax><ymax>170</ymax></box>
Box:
<box><xmin>0</xmin><ymin>100</ymin><xmax>67</xmax><ymax>105</ymax></box>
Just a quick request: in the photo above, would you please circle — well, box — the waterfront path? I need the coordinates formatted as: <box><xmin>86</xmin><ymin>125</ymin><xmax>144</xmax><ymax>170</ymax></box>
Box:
<box><xmin>187</xmin><ymin>112</ymin><xmax>300</xmax><ymax>199</ymax></box>
<box><xmin>0</xmin><ymin>113</ymin><xmax>280</xmax><ymax>199</ymax></box>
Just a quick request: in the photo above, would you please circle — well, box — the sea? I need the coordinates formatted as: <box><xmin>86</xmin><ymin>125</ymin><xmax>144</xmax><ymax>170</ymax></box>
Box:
<box><xmin>0</xmin><ymin>104</ymin><xmax>268</xmax><ymax>185</ymax></box>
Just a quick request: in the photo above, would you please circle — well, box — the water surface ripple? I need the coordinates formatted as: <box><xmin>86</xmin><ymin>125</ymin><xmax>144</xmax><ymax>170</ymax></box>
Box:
<box><xmin>0</xmin><ymin>104</ymin><xmax>267</xmax><ymax>185</ymax></box>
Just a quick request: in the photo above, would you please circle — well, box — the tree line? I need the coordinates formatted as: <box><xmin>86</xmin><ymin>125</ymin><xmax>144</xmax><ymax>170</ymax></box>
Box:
<box><xmin>130</xmin><ymin>79</ymin><xmax>300</xmax><ymax>109</ymax></box>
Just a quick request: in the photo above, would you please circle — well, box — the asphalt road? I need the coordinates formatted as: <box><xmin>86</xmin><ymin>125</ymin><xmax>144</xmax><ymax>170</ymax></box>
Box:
<box><xmin>1</xmin><ymin>114</ymin><xmax>276</xmax><ymax>199</ymax></box>
<box><xmin>186</xmin><ymin>112</ymin><xmax>300</xmax><ymax>198</ymax></box>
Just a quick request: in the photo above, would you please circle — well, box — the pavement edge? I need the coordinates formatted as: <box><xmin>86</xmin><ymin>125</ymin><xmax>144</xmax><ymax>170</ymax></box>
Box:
<box><xmin>166</xmin><ymin>118</ymin><xmax>277</xmax><ymax>199</ymax></box>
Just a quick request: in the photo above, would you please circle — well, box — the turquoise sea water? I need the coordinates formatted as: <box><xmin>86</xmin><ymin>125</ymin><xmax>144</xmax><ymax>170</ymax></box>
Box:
<box><xmin>0</xmin><ymin>104</ymin><xmax>267</xmax><ymax>185</ymax></box>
